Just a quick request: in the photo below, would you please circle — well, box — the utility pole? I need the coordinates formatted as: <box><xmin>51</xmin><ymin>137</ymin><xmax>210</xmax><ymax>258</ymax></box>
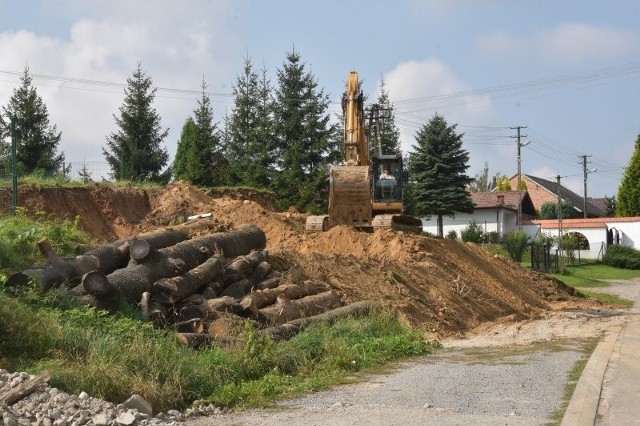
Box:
<box><xmin>579</xmin><ymin>155</ymin><xmax>597</xmax><ymax>219</ymax></box>
<box><xmin>556</xmin><ymin>175</ymin><xmax>564</xmax><ymax>264</ymax></box>
<box><xmin>510</xmin><ymin>126</ymin><xmax>528</xmax><ymax>228</ymax></box>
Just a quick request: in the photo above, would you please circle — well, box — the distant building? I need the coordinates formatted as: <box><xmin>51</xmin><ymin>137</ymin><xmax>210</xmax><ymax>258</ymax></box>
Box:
<box><xmin>508</xmin><ymin>174</ymin><xmax>604</xmax><ymax>217</ymax></box>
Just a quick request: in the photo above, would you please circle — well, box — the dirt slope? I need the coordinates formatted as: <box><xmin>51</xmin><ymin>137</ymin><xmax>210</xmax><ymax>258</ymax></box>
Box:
<box><xmin>4</xmin><ymin>181</ymin><xmax>596</xmax><ymax>338</ymax></box>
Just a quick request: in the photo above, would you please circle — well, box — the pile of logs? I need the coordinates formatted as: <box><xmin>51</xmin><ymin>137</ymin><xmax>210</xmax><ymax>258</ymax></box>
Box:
<box><xmin>8</xmin><ymin>221</ymin><xmax>374</xmax><ymax>348</ymax></box>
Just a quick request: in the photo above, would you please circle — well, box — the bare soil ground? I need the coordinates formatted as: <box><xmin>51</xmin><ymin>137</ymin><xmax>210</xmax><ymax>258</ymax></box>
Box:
<box><xmin>3</xmin><ymin>181</ymin><xmax>611</xmax><ymax>338</ymax></box>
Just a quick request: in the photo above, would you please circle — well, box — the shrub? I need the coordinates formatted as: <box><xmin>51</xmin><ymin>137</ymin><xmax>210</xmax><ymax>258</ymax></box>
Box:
<box><xmin>603</xmin><ymin>245</ymin><xmax>640</xmax><ymax>270</ymax></box>
<box><xmin>446</xmin><ymin>230</ymin><xmax>458</xmax><ymax>240</ymax></box>
<box><xmin>460</xmin><ymin>220</ymin><xmax>484</xmax><ymax>243</ymax></box>
<box><xmin>484</xmin><ymin>231</ymin><xmax>501</xmax><ymax>244</ymax></box>
<box><xmin>503</xmin><ymin>230</ymin><xmax>529</xmax><ymax>262</ymax></box>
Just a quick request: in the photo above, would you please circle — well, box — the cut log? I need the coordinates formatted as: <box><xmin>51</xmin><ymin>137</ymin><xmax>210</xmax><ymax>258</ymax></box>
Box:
<box><xmin>253</xmin><ymin>276</ymin><xmax>281</xmax><ymax>291</ymax></box>
<box><xmin>259</xmin><ymin>300</ymin><xmax>376</xmax><ymax>341</ymax></box>
<box><xmin>223</xmin><ymin>250</ymin><xmax>268</xmax><ymax>286</ymax></box>
<box><xmin>259</xmin><ymin>291</ymin><xmax>343</xmax><ymax>325</ymax></box>
<box><xmin>249</xmin><ymin>261</ymin><xmax>272</xmax><ymax>285</ymax></box>
<box><xmin>152</xmin><ymin>255</ymin><xmax>224</xmax><ymax>303</ymax></box>
<box><xmin>198</xmin><ymin>296</ymin><xmax>242</xmax><ymax>318</ymax></box>
<box><xmin>6</xmin><ymin>268</ymin><xmax>45</xmax><ymax>287</ymax></box>
<box><xmin>33</xmin><ymin>224</ymin><xmax>213</xmax><ymax>292</ymax></box>
<box><xmin>208</xmin><ymin>312</ymin><xmax>247</xmax><ymax>337</ymax></box>
<box><xmin>140</xmin><ymin>292</ymin><xmax>151</xmax><ymax>319</ymax></box>
<box><xmin>0</xmin><ymin>370</ymin><xmax>52</xmax><ymax>405</ymax></box>
<box><xmin>220</xmin><ymin>278</ymin><xmax>252</xmax><ymax>300</ymax></box>
<box><xmin>82</xmin><ymin>223</ymin><xmax>265</xmax><ymax>304</ymax></box>
<box><xmin>239</xmin><ymin>281</ymin><xmax>329</xmax><ymax>317</ymax></box>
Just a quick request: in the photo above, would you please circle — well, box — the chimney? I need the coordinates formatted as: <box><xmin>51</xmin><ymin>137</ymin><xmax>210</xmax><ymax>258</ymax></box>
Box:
<box><xmin>497</xmin><ymin>195</ymin><xmax>505</xmax><ymax>206</ymax></box>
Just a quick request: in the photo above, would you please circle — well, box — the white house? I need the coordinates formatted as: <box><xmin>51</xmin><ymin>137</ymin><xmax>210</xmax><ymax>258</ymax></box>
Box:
<box><xmin>420</xmin><ymin>191</ymin><xmax>535</xmax><ymax>237</ymax></box>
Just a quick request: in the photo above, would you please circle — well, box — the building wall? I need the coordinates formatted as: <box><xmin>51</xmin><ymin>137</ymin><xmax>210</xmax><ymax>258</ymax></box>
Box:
<box><xmin>607</xmin><ymin>221</ymin><xmax>640</xmax><ymax>250</ymax></box>
<box><xmin>509</xmin><ymin>176</ymin><xmax>555</xmax><ymax>213</ymax></box>
<box><xmin>540</xmin><ymin>228</ymin><xmax>607</xmax><ymax>260</ymax></box>
<box><xmin>421</xmin><ymin>209</ymin><xmax>519</xmax><ymax>237</ymax></box>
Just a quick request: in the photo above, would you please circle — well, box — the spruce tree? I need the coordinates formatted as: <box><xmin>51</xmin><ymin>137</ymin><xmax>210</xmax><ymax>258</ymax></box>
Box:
<box><xmin>408</xmin><ymin>113</ymin><xmax>473</xmax><ymax>236</ymax></box>
<box><xmin>371</xmin><ymin>77</ymin><xmax>401</xmax><ymax>156</ymax></box>
<box><xmin>173</xmin><ymin>117</ymin><xmax>197</xmax><ymax>181</ymax></box>
<box><xmin>0</xmin><ymin>66</ymin><xmax>64</xmax><ymax>175</ymax></box>
<box><xmin>227</xmin><ymin>57</ymin><xmax>275</xmax><ymax>188</ymax></box>
<box><xmin>272</xmin><ymin>49</ymin><xmax>337</xmax><ymax>212</ymax></box>
<box><xmin>616</xmin><ymin>133</ymin><xmax>640</xmax><ymax>216</ymax></box>
<box><xmin>103</xmin><ymin>62</ymin><xmax>169</xmax><ymax>182</ymax></box>
<box><xmin>190</xmin><ymin>79</ymin><xmax>222</xmax><ymax>187</ymax></box>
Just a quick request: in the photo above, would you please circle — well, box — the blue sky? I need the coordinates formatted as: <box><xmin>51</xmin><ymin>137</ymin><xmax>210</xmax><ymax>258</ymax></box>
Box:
<box><xmin>0</xmin><ymin>0</ymin><xmax>638</xmax><ymax>198</ymax></box>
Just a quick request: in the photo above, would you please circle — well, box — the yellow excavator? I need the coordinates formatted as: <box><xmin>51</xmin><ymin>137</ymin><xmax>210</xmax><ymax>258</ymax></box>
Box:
<box><xmin>306</xmin><ymin>71</ymin><xmax>423</xmax><ymax>233</ymax></box>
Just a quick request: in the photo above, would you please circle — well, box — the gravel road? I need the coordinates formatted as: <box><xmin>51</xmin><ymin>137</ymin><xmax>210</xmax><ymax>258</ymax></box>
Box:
<box><xmin>186</xmin><ymin>340</ymin><xmax>591</xmax><ymax>426</ymax></box>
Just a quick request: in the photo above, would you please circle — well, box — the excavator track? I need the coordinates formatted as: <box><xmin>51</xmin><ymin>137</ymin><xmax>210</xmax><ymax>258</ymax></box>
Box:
<box><xmin>306</xmin><ymin>215</ymin><xmax>329</xmax><ymax>232</ymax></box>
<box><xmin>372</xmin><ymin>214</ymin><xmax>423</xmax><ymax>234</ymax></box>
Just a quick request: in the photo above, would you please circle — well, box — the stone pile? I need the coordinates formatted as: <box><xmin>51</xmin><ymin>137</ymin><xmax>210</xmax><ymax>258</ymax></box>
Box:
<box><xmin>0</xmin><ymin>370</ymin><xmax>223</xmax><ymax>426</ymax></box>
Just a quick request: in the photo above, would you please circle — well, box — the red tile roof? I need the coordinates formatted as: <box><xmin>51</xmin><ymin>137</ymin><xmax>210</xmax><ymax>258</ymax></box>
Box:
<box><xmin>528</xmin><ymin>217</ymin><xmax>640</xmax><ymax>229</ymax></box>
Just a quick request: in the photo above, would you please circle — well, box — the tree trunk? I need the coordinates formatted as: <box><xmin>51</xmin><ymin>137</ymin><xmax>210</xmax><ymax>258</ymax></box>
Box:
<box><xmin>197</xmin><ymin>296</ymin><xmax>242</xmax><ymax>318</ymax></box>
<box><xmin>259</xmin><ymin>300</ymin><xmax>375</xmax><ymax>341</ymax></box>
<box><xmin>152</xmin><ymin>255</ymin><xmax>224</xmax><ymax>303</ymax></box>
<box><xmin>82</xmin><ymin>224</ymin><xmax>266</xmax><ymax>304</ymax></box>
<box><xmin>222</xmin><ymin>250</ymin><xmax>268</xmax><ymax>286</ymax></box>
<box><xmin>220</xmin><ymin>278</ymin><xmax>252</xmax><ymax>300</ymax></box>
<box><xmin>239</xmin><ymin>281</ymin><xmax>329</xmax><ymax>317</ymax></box>
<box><xmin>253</xmin><ymin>276</ymin><xmax>280</xmax><ymax>291</ymax></box>
<box><xmin>0</xmin><ymin>371</ymin><xmax>52</xmax><ymax>405</ymax></box>
<box><xmin>258</xmin><ymin>291</ymin><xmax>342</xmax><ymax>325</ymax></box>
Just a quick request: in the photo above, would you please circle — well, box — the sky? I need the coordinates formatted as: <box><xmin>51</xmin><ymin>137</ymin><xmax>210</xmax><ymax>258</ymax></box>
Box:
<box><xmin>0</xmin><ymin>0</ymin><xmax>638</xmax><ymax>198</ymax></box>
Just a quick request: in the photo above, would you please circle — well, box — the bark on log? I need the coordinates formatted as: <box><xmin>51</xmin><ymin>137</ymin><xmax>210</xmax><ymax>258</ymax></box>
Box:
<box><xmin>32</xmin><ymin>223</ymin><xmax>216</xmax><ymax>292</ymax></box>
<box><xmin>0</xmin><ymin>371</ymin><xmax>52</xmax><ymax>405</ymax></box>
<box><xmin>239</xmin><ymin>281</ymin><xmax>329</xmax><ymax>317</ymax></box>
<box><xmin>253</xmin><ymin>276</ymin><xmax>280</xmax><ymax>291</ymax></box>
<box><xmin>152</xmin><ymin>255</ymin><xmax>224</xmax><ymax>303</ymax></box>
<box><xmin>222</xmin><ymin>250</ymin><xmax>268</xmax><ymax>286</ymax></box>
<box><xmin>198</xmin><ymin>296</ymin><xmax>242</xmax><ymax>318</ymax></box>
<box><xmin>6</xmin><ymin>268</ymin><xmax>45</xmax><ymax>287</ymax></box>
<box><xmin>208</xmin><ymin>312</ymin><xmax>247</xmax><ymax>337</ymax></box>
<box><xmin>259</xmin><ymin>300</ymin><xmax>376</xmax><ymax>341</ymax></box>
<box><xmin>83</xmin><ymin>224</ymin><xmax>266</xmax><ymax>304</ymax></box>
<box><xmin>259</xmin><ymin>291</ymin><xmax>343</xmax><ymax>325</ymax></box>
<box><xmin>220</xmin><ymin>278</ymin><xmax>252</xmax><ymax>300</ymax></box>
<box><xmin>249</xmin><ymin>261</ymin><xmax>272</xmax><ymax>285</ymax></box>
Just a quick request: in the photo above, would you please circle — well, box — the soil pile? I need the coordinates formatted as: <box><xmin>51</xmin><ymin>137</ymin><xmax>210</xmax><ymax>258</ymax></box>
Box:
<box><xmin>3</xmin><ymin>181</ymin><xmax>595</xmax><ymax>337</ymax></box>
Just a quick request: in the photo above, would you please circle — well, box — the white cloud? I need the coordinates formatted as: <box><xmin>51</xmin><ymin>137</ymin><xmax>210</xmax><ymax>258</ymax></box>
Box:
<box><xmin>0</xmin><ymin>0</ymin><xmax>243</xmax><ymax>166</ymax></box>
<box><xmin>478</xmin><ymin>23</ymin><xmax>640</xmax><ymax>63</ymax></box>
<box><xmin>381</xmin><ymin>58</ymin><xmax>501</xmax><ymax>174</ymax></box>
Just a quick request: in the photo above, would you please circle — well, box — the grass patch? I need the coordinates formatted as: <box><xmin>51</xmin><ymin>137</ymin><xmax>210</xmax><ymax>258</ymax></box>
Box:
<box><xmin>0</xmin><ymin>285</ymin><xmax>437</xmax><ymax>412</ymax></box>
<box><xmin>551</xmin><ymin>263</ymin><xmax>640</xmax><ymax>289</ymax></box>
<box><xmin>576</xmin><ymin>290</ymin><xmax>634</xmax><ymax>306</ymax></box>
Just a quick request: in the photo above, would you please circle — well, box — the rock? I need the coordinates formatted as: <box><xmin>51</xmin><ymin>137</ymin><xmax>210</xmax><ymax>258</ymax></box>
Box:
<box><xmin>122</xmin><ymin>394</ymin><xmax>153</xmax><ymax>416</ymax></box>
<box><xmin>91</xmin><ymin>413</ymin><xmax>110</xmax><ymax>426</ymax></box>
<box><xmin>115</xmin><ymin>411</ymin><xmax>136</xmax><ymax>425</ymax></box>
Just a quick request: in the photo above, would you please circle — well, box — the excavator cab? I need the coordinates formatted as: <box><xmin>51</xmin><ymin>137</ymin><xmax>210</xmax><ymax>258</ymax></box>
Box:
<box><xmin>372</xmin><ymin>154</ymin><xmax>403</xmax><ymax>203</ymax></box>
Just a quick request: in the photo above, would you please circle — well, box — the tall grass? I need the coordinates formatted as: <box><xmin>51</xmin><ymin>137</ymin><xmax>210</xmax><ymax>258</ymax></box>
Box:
<box><xmin>0</xmin><ymin>210</ymin><xmax>91</xmax><ymax>272</ymax></box>
<box><xmin>0</xmin><ymin>285</ymin><xmax>436</xmax><ymax>412</ymax></box>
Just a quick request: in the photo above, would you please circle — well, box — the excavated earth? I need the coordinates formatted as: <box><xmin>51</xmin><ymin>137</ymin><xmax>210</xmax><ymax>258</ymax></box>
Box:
<box><xmin>2</xmin><ymin>181</ymin><xmax>605</xmax><ymax>338</ymax></box>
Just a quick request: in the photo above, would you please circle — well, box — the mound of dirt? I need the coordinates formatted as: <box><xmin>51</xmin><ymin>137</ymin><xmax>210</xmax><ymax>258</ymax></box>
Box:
<box><xmin>3</xmin><ymin>181</ymin><xmax>598</xmax><ymax>338</ymax></box>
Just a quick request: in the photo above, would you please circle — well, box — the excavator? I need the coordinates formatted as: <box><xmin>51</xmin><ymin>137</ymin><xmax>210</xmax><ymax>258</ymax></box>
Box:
<box><xmin>306</xmin><ymin>71</ymin><xmax>423</xmax><ymax>233</ymax></box>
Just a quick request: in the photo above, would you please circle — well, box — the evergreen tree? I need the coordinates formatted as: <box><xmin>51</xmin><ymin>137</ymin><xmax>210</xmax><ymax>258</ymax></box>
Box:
<box><xmin>408</xmin><ymin>113</ymin><xmax>473</xmax><ymax>237</ymax></box>
<box><xmin>0</xmin><ymin>66</ymin><xmax>64</xmax><ymax>175</ymax></box>
<box><xmin>616</xmin><ymin>133</ymin><xmax>640</xmax><ymax>216</ymax></box>
<box><xmin>603</xmin><ymin>195</ymin><xmax>617</xmax><ymax>217</ymax></box>
<box><xmin>173</xmin><ymin>117</ymin><xmax>197</xmax><ymax>181</ymax></box>
<box><xmin>190</xmin><ymin>78</ymin><xmax>222</xmax><ymax>187</ymax></box>
<box><xmin>272</xmin><ymin>49</ymin><xmax>337</xmax><ymax>212</ymax></box>
<box><xmin>468</xmin><ymin>161</ymin><xmax>490</xmax><ymax>192</ymax></box>
<box><xmin>371</xmin><ymin>76</ymin><xmax>401</xmax><ymax>156</ymax></box>
<box><xmin>103</xmin><ymin>62</ymin><xmax>169</xmax><ymax>182</ymax></box>
<box><xmin>539</xmin><ymin>200</ymin><xmax>581</xmax><ymax>219</ymax></box>
<box><xmin>227</xmin><ymin>57</ymin><xmax>275</xmax><ymax>188</ymax></box>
